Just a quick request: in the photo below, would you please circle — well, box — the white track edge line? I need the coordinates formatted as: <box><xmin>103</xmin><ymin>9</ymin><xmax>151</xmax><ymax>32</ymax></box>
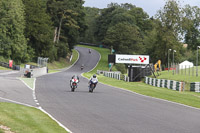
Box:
<box><xmin>79</xmin><ymin>48</ymin><xmax>200</xmax><ymax>112</ymax></box>
<box><xmin>17</xmin><ymin>77</ymin><xmax>33</xmax><ymax>91</ymax></box>
<box><xmin>38</xmin><ymin>107</ymin><xmax>73</xmax><ymax>133</ymax></box>
<box><xmin>0</xmin><ymin>96</ymin><xmax>72</xmax><ymax>133</ymax></box>
<box><xmin>0</xmin><ymin>97</ymin><xmax>35</xmax><ymax>108</ymax></box>
<box><xmin>34</xmin><ymin>73</ymin><xmax>73</xmax><ymax>132</ymax></box>
<box><xmin>81</xmin><ymin>74</ymin><xmax>200</xmax><ymax>111</ymax></box>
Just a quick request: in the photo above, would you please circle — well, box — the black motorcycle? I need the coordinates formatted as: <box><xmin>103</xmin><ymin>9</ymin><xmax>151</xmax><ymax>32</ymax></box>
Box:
<box><xmin>89</xmin><ymin>81</ymin><xmax>97</xmax><ymax>93</ymax></box>
<box><xmin>81</xmin><ymin>65</ymin><xmax>84</xmax><ymax>70</ymax></box>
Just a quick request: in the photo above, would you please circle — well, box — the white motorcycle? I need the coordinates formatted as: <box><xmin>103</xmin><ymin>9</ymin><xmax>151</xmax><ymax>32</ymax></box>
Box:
<box><xmin>89</xmin><ymin>80</ymin><xmax>97</xmax><ymax>93</ymax></box>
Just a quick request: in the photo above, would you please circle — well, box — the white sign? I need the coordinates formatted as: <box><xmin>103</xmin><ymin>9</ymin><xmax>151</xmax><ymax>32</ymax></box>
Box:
<box><xmin>115</xmin><ymin>54</ymin><xmax>149</xmax><ymax>64</ymax></box>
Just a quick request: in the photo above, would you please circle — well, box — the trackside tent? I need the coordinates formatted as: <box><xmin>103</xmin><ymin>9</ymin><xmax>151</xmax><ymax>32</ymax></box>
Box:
<box><xmin>179</xmin><ymin>60</ymin><xmax>194</xmax><ymax>69</ymax></box>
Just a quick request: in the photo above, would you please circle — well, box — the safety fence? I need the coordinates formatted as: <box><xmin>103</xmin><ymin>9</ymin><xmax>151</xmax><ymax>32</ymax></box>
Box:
<box><xmin>145</xmin><ymin>77</ymin><xmax>185</xmax><ymax>91</ymax></box>
<box><xmin>167</xmin><ymin>64</ymin><xmax>200</xmax><ymax>76</ymax></box>
<box><xmin>97</xmin><ymin>70</ymin><xmax>129</xmax><ymax>82</ymax></box>
<box><xmin>190</xmin><ymin>82</ymin><xmax>200</xmax><ymax>92</ymax></box>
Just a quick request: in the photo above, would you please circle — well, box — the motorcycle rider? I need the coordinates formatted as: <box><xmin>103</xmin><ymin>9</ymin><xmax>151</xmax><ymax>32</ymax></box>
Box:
<box><xmin>88</xmin><ymin>74</ymin><xmax>98</xmax><ymax>89</ymax></box>
<box><xmin>89</xmin><ymin>49</ymin><xmax>91</xmax><ymax>54</ymax></box>
<box><xmin>81</xmin><ymin>64</ymin><xmax>84</xmax><ymax>70</ymax></box>
<box><xmin>70</xmin><ymin>75</ymin><xmax>79</xmax><ymax>88</ymax></box>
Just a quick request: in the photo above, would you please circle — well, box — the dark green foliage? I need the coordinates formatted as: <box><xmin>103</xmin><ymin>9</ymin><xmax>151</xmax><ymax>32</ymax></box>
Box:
<box><xmin>144</xmin><ymin>0</ymin><xmax>184</xmax><ymax>65</ymax></box>
<box><xmin>0</xmin><ymin>0</ymin><xmax>86</xmax><ymax>63</ymax></box>
<box><xmin>182</xmin><ymin>5</ymin><xmax>200</xmax><ymax>50</ymax></box>
<box><xmin>0</xmin><ymin>0</ymin><xmax>28</xmax><ymax>63</ymax></box>
<box><xmin>115</xmin><ymin>63</ymin><xmax>126</xmax><ymax>74</ymax></box>
<box><xmin>1</xmin><ymin>0</ymin><xmax>200</xmax><ymax>65</ymax></box>
<box><xmin>104</xmin><ymin>23</ymin><xmax>143</xmax><ymax>54</ymax></box>
<box><xmin>23</xmin><ymin>0</ymin><xmax>56</xmax><ymax>61</ymax></box>
<box><xmin>47</xmin><ymin>0</ymin><xmax>86</xmax><ymax>51</ymax></box>
<box><xmin>79</xmin><ymin>7</ymin><xmax>100</xmax><ymax>43</ymax></box>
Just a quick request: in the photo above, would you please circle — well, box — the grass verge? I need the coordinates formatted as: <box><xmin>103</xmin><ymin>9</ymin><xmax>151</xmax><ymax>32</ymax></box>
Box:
<box><xmin>0</xmin><ymin>102</ymin><xmax>67</xmax><ymax>133</ymax></box>
<box><xmin>19</xmin><ymin>78</ymin><xmax>35</xmax><ymax>89</ymax></box>
<box><xmin>0</xmin><ymin>66</ymin><xmax>10</xmax><ymax>70</ymax></box>
<box><xmin>0</xmin><ymin>50</ymin><xmax>79</xmax><ymax>132</ymax></box>
<box><xmin>48</xmin><ymin>49</ymin><xmax>78</xmax><ymax>70</ymax></box>
<box><xmin>79</xmin><ymin>44</ymin><xmax>200</xmax><ymax>108</ymax></box>
<box><xmin>155</xmin><ymin>68</ymin><xmax>200</xmax><ymax>91</ymax></box>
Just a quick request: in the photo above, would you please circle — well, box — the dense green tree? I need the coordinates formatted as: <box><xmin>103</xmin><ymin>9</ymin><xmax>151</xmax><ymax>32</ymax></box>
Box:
<box><xmin>128</xmin><ymin>7</ymin><xmax>150</xmax><ymax>33</ymax></box>
<box><xmin>145</xmin><ymin>0</ymin><xmax>183</xmax><ymax>65</ymax></box>
<box><xmin>104</xmin><ymin>23</ymin><xmax>143</xmax><ymax>54</ymax></box>
<box><xmin>0</xmin><ymin>0</ymin><xmax>28</xmax><ymax>63</ymax></box>
<box><xmin>94</xmin><ymin>3</ymin><xmax>150</xmax><ymax>45</ymax></box>
<box><xmin>182</xmin><ymin>5</ymin><xmax>200</xmax><ymax>50</ymax></box>
<box><xmin>94</xmin><ymin>4</ymin><xmax>121</xmax><ymax>42</ymax></box>
<box><xmin>47</xmin><ymin>0</ymin><xmax>86</xmax><ymax>52</ymax></box>
<box><xmin>79</xmin><ymin>7</ymin><xmax>100</xmax><ymax>43</ymax></box>
<box><xmin>23</xmin><ymin>0</ymin><xmax>56</xmax><ymax>61</ymax></box>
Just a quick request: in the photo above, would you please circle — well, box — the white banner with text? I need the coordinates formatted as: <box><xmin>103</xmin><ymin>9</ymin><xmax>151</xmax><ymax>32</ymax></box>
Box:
<box><xmin>115</xmin><ymin>54</ymin><xmax>149</xmax><ymax>64</ymax></box>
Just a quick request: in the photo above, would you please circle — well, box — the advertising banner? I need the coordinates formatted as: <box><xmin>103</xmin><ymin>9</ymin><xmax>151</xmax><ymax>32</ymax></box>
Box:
<box><xmin>115</xmin><ymin>54</ymin><xmax>149</xmax><ymax>64</ymax></box>
<box><xmin>9</xmin><ymin>60</ymin><xmax>13</xmax><ymax>68</ymax></box>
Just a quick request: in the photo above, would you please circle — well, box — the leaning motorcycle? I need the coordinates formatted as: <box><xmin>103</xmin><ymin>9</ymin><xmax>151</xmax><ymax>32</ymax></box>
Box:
<box><xmin>89</xmin><ymin>81</ymin><xmax>97</xmax><ymax>93</ymax></box>
<box><xmin>70</xmin><ymin>78</ymin><xmax>79</xmax><ymax>92</ymax></box>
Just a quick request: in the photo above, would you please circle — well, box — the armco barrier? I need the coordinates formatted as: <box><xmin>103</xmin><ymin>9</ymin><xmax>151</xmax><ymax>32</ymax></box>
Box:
<box><xmin>145</xmin><ymin>77</ymin><xmax>185</xmax><ymax>91</ymax></box>
<box><xmin>190</xmin><ymin>82</ymin><xmax>200</xmax><ymax>92</ymax></box>
<box><xmin>98</xmin><ymin>70</ymin><xmax>130</xmax><ymax>82</ymax></box>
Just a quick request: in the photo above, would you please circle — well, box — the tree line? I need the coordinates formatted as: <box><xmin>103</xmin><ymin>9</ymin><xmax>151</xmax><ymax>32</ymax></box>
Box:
<box><xmin>0</xmin><ymin>0</ymin><xmax>86</xmax><ymax>64</ymax></box>
<box><xmin>80</xmin><ymin>1</ymin><xmax>200</xmax><ymax>66</ymax></box>
<box><xmin>1</xmin><ymin>0</ymin><xmax>200</xmax><ymax>66</ymax></box>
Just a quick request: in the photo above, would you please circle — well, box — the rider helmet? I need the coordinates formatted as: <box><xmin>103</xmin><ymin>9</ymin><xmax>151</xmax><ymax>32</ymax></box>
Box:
<box><xmin>93</xmin><ymin>74</ymin><xmax>96</xmax><ymax>78</ymax></box>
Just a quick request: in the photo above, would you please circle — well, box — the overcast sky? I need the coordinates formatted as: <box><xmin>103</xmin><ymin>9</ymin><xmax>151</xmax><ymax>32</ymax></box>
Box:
<box><xmin>83</xmin><ymin>0</ymin><xmax>200</xmax><ymax>17</ymax></box>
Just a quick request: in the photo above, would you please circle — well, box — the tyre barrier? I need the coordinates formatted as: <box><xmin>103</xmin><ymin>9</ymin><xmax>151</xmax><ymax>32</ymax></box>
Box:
<box><xmin>190</xmin><ymin>82</ymin><xmax>200</xmax><ymax>92</ymax></box>
<box><xmin>0</xmin><ymin>61</ymin><xmax>20</xmax><ymax>70</ymax></box>
<box><xmin>145</xmin><ymin>77</ymin><xmax>185</xmax><ymax>91</ymax></box>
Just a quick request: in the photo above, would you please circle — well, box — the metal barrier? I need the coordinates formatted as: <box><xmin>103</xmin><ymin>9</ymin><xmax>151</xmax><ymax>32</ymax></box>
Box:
<box><xmin>97</xmin><ymin>70</ymin><xmax>130</xmax><ymax>82</ymax></box>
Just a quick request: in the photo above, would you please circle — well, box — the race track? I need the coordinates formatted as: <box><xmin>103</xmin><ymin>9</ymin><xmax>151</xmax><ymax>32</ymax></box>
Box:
<box><xmin>36</xmin><ymin>46</ymin><xmax>200</xmax><ymax>133</ymax></box>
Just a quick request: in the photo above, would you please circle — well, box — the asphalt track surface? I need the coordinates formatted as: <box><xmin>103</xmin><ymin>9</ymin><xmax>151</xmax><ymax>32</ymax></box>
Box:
<box><xmin>0</xmin><ymin>70</ymin><xmax>37</xmax><ymax>107</ymax></box>
<box><xmin>35</xmin><ymin>47</ymin><xmax>200</xmax><ymax>133</ymax></box>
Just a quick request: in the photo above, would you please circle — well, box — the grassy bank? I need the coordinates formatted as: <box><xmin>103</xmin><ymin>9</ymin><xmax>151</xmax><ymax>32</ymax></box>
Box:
<box><xmin>48</xmin><ymin>49</ymin><xmax>78</xmax><ymax>70</ymax></box>
<box><xmin>18</xmin><ymin>49</ymin><xmax>79</xmax><ymax>73</ymax></box>
<box><xmin>80</xmin><ymin>45</ymin><xmax>200</xmax><ymax>108</ymax></box>
<box><xmin>155</xmin><ymin>68</ymin><xmax>200</xmax><ymax>91</ymax></box>
<box><xmin>0</xmin><ymin>103</ymin><xmax>67</xmax><ymax>133</ymax></box>
<box><xmin>0</xmin><ymin>66</ymin><xmax>10</xmax><ymax>70</ymax></box>
<box><xmin>0</xmin><ymin>50</ymin><xmax>79</xmax><ymax>132</ymax></box>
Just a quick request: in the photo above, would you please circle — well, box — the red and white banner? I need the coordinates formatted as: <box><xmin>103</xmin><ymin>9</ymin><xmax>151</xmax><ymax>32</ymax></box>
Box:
<box><xmin>9</xmin><ymin>60</ymin><xmax>13</xmax><ymax>68</ymax></box>
<box><xmin>115</xmin><ymin>54</ymin><xmax>149</xmax><ymax>64</ymax></box>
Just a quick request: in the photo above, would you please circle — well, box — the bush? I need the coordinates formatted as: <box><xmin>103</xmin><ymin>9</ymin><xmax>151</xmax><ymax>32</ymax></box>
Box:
<box><xmin>115</xmin><ymin>64</ymin><xmax>126</xmax><ymax>74</ymax></box>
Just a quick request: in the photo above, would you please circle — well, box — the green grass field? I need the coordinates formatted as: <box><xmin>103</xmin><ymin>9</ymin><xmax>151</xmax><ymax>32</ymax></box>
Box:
<box><xmin>48</xmin><ymin>49</ymin><xmax>78</xmax><ymax>70</ymax></box>
<box><xmin>0</xmin><ymin>103</ymin><xmax>67</xmax><ymax>133</ymax></box>
<box><xmin>0</xmin><ymin>50</ymin><xmax>79</xmax><ymax>133</ymax></box>
<box><xmin>19</xmin><ymin>78</ymin><xmax>35</xmax><ymax>89</ymax></box>
<box><xmin>155</xmin><ymin>68</ymin><xmax>200</xmax><ymax>90</ymax></box>
<box><xmin>79</xmin><ymin>44</ymin><xmax>200</xmax><ymax>108</ymax></box>
<box><xmin>0</xmin><ymin>66</ymin><xmax>10</xmax><ymax>70</ymax></box>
